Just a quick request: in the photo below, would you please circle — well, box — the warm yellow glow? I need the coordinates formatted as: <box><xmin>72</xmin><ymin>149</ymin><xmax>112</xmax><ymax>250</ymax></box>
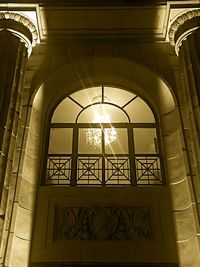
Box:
<box><xmin>86</xmin><ymin>105</ymin><xmax>117</xmax><ymax>147</ymax></box>
<box><xmin>94</xmin><ymin>111</ymin><xmax>110</xmax><ymax>123</ymax></box>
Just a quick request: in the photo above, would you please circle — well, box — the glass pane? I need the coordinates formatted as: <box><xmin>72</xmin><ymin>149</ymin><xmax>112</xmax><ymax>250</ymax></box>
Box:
<box><xmin>104</xmin><ymin>87</ymin><xmax>135</xmax><ymax>107</ymax></box>
<box><xmin>78</xmin><ymin>104</ymin><xmax>128</xmax><ymax>123</ymax></box>
<box><xmin>134</xmin><ymin>128</ymin><xmax>158</xmax><ymax>154</ymax></box>
<box><xmin>52</xmin><ymin>97</ymin><xmax>81</xmax><ymax>123</ymax></box>
<box><xmin>79</xmin><ymin>128</ymin><xmax>102</xmax><ymax>154</ymax></box>
<box><xmin>124</xmin><ymin>97</ymin><xmax>155</xmax><ymax>123</ymax></box>
<box><xmin>71</xmin><ymin>87</ymin><xmax>102</xmax><ymax>107</ymax></box>
<box><xmin>48</xmin><ymin>128</ymin><xmax>72</xmax><ymax>154</ymax></box>
<box><xmin>105</xmin><ymin>128</ymin><xmax>128</xmax><ymax>154</ymax></box>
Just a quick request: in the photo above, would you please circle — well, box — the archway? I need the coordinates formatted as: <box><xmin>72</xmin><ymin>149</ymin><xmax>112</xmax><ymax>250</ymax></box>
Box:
<box><xmin>8</xmin><ymin>56</ymin><xmax>195</xmax><ymax>266</ymax></box>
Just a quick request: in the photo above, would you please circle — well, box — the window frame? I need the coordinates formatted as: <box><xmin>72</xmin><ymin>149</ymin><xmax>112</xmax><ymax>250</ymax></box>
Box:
<box><xmin>45</xmin><ymin>123</ymin><xmax>165</xmax><ymax>186</ymax></box>
<box><xmin>42</xmin><ymin>86</ymin><xmax>166</xmax><ymax>187</ymax></box>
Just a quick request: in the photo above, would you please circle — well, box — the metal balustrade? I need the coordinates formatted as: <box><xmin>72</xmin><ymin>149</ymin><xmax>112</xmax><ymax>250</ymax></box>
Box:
<box><xmin>45</xmin><ymin>155</ymin><xmax>71</xmax><ymax>185</ymax></box>
<box><xmin>135</xmin><ymin>155</ymin><xmax>162</xmax><ymax>185</ymax></box>
<box><xmin>45</xmin><ymin>154</ymin><xmax>163</xmax><ymax>186</ymax></box>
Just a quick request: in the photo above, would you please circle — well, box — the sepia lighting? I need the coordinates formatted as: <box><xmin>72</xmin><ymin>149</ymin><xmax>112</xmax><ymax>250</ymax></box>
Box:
<box><xmin>86</xmin><ymin>100</ymin><xmax>117</xmax><ymax>147</ymax></box>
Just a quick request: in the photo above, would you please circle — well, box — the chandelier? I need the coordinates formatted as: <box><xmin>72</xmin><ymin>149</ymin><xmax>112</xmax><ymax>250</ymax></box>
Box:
<box><xmin>86</xmin><ymin>98</ymin><xmax>117</xmax><ymax>147</ymax></box>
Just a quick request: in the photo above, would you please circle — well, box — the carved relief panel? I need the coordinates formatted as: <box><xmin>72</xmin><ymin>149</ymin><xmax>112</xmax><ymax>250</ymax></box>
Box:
<box><xmin>54</xmin><ymin>206</ymin><xmax>153</xmax><ymax>241</ymax></box>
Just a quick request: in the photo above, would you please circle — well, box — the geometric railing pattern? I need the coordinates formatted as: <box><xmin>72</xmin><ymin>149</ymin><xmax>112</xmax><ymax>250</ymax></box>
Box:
<box><xmin>135</xmin><ymin>155</ymin><xmax>162</xmax><ymax>185</ymax></box>
<box><xmin>77</xmin><ymin>156</ymin><xmax>102</xmax><ymax>185</ymax></box>
<box><xmin>45</xmin><ymin>154</ymin><xmax>162</xmax><ymax>186</ymax></box>
<box><xmin>105</xmin><ymin>157</ymin><xmax>130</xmax><ymax>185</ymax></box>
<box><xmin>45</xmin><ymin>155</ymin><xmax>71</xmax><ymax>185</ymax></box>
<box><xmin>76</xmin><ymin>156</ymin><xmax>131</xmax><ymax>185</ymax></box>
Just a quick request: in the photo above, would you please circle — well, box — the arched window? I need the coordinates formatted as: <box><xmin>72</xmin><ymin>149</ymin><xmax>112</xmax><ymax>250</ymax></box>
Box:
<box><xmin>45</xmin><ymin>86</ymin><xmax>164</xmax><ymax>186</ymax></box>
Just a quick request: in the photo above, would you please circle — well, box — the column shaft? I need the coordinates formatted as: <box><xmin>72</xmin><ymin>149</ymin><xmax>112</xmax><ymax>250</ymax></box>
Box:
<box><xmin>0</xmin><ymin>30</ymin><xmax>28</xmax><ymax>263</ymax></box>
<box><xmin>179</xmin><ymin>29</ymin><xmax>200</xmax><ymax>220</ymax></box>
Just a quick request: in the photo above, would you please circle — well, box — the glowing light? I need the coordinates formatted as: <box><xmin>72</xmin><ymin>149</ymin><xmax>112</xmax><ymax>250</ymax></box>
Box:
<box><xmin>86</xmin><ymin>101</ymin><xmax>117</xmax><ymax>147</ymax></box>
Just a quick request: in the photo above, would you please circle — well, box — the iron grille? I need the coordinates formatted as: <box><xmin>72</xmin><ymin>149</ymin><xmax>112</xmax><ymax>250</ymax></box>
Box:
<box><xmin>45</xmin><ymin>154</ymin><xmax>163</xmax><ymax>186</ymax></box>
<box><xmin>135</xmin><ymin>155</ymin><xmax>162</xmax><ymax>185</ymax></box>
<box><xmin>45</xmin><ymin>155</ymin><xmax>71</xmax><ymax>185</ymax></box>
<box><xmin>77</xmin><ymin>156</ymin><xmax>102</xmax><ymax>185</ymax></box>
<box><xmin>105</xmin><ymin>157</ymin><xmax>130</xmax><ymax>185</ymax></box>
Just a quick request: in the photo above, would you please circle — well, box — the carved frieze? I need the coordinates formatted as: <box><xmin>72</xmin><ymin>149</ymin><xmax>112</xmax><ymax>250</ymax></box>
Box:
<box><xmin>54</xmin><ymin>206</ymin><xmax>153</xmax><ymax>241</ymax></box>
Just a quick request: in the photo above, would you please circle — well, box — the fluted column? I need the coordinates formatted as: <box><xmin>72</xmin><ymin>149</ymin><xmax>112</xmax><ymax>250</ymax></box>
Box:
<box><xmin>169</xmin><ymin>9</ymin><xmax>200</xmax><ymax>267</ymax></box>
<box><xmin>0</xmin><ymin>12</ymin><xmax>38</xmax><ymax>266</ymax></box>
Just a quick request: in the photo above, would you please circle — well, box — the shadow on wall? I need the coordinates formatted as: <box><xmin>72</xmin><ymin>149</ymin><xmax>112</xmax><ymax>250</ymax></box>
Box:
<box><xmin>7</xmin><ymin>2</ymin><xmax>184</xmax><ymax>267</ymax></box>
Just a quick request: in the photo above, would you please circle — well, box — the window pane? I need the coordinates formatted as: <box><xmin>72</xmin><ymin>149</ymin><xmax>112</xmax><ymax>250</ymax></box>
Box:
<box><xmin>134</xmin><ymin>128</ymin><xmax>158</xmax><ymax>154</ymax></box>
<box><xmin>52</xmin><ymin>98</ymin><xmax>81</xmax><ymax>123</ymax></box>
<box><xmin>48</xmin><ymin>128</ymin><xmax>72</xmax><ymax>154</ymax></box>
<box><xmin>79</xmin><ymin>128</ymin><xmax>102</xmax><ymax>154</ymax></box>
<box><xmin>124</xmin><ymin>97</ymin><xmax>155</xmax><ymax>123</ymax></box>
<box><xmin>78</xmin><ymin>104</ymin><xmax>128</xmax><ymax>123</ymax></box>
<box><xmin>105</xmin><ymin>128</ymin><xmax>128</xmax><ymax>154</ymax></box>
<box><xmin>71</xmin><ymin>87</ymin><xmax>102</xmax><ymax>107</ymax></box>
<box><xmin>104</xmin><ymin>87</ymin><xmax>135</xmax><ymax>107</ymax></box>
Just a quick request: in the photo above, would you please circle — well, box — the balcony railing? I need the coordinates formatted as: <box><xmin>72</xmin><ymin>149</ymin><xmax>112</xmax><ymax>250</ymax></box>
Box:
<box><xmin>45</xmin><ymin>154</ymin><xmax>163</xmax><ymax>186</ymax></box>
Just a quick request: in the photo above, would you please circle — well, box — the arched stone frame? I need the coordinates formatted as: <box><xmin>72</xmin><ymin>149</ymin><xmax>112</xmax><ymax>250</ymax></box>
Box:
<box><xmin>7</xmin><ymin>56</ymin><xmax>199</xmax><ymax>266</ymax></box>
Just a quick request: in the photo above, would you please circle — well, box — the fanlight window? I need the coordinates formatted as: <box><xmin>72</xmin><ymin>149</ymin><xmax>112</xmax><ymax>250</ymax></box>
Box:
<box><xmin>45</xmin><ymin>86</ymin><xmax>164</xmax><ymax>186</ymax></box>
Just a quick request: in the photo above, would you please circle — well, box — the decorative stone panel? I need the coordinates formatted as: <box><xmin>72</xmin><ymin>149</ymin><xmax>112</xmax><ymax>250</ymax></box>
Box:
<box><xmin>54</xmin><ymin>206</ymin><xmax>153</xmax><ymax>241</ymax></box>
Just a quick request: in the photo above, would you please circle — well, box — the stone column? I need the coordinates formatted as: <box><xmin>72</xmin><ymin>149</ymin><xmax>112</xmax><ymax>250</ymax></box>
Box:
<box><xmin>169</xmin><ymin>9</ymin><xmax>200</xmax><ymax>267</ymax></box>
<box><xmin>0</xmin><ymin>12</ymin><xmax>38</xmax><ymax>266</ymax></box>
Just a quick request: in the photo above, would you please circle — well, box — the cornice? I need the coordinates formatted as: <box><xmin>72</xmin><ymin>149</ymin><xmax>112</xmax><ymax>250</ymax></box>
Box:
<box><xmin>0</xmin><ymin>0</ymin><xmax>166</xmax><ymax>6</ymax></box>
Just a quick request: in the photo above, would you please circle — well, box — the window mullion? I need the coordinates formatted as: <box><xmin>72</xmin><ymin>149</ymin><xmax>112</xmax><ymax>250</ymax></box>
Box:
<box><xmin>102</xmin><ymin>127</ymin><xmax>106</xmax><ymax>186</ymax></box>
<box><xmin>128</xmin><ymin>127</ymin><xmax>137</xmax><ymax>186</ymax></box>
<box><xmin>71</xmin><ymin>126</ymin><xmax>78</xmax><ymax>186</ymax></box>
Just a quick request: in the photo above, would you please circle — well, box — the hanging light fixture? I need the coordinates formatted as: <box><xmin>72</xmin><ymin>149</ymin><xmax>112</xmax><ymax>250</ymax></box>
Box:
<box><xmin>86</xmin><ymin>96</ymin><xmax>117</xmax><ymax>147</ymax></box>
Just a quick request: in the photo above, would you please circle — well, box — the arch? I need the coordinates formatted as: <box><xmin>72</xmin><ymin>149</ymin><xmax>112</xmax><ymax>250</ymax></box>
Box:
<box><xmin>51</xmin><ymin>85</ymin><xmax>156</xmax><ymax>124</ymax></box>
<box><xmin>32</xmin><ymin>56</ymin><xmax>175</xmax><ymax>118</ymax></box>
<box><xmin>76</xmin><ymin>102</ymin><xmax>130</xmax><ymax>123</ymax></box>
<box><xmin>9</xmin><ymin>55</ymin><xmax>193</xmax><ymax>266</ymax></box>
